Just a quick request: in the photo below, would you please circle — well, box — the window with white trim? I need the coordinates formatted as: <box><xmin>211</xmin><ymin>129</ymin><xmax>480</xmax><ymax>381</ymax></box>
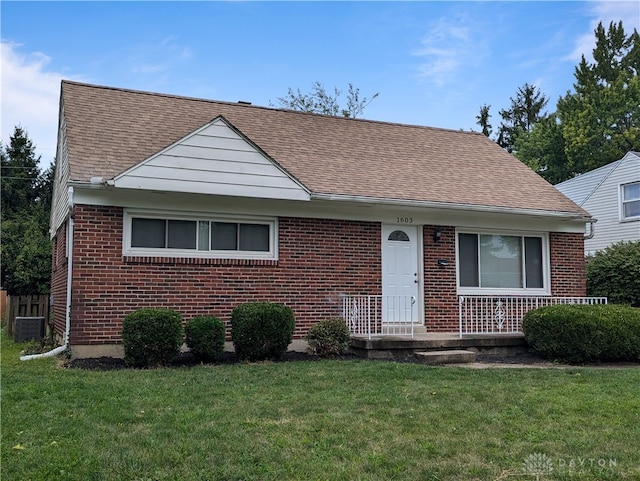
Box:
<box><xmin>124</xmin><ymin>211</ymin><xmax>277</xmax><ymax>259</ymax></box>
<box><xmin>457</xmin><ymin>232</ymin><xmax>548</xmax><ymax>293</ymax></box>
<box><xmin>621</xmin><ymin>182</ymin><xmax>640</xmax><ymax>221</ymax></box>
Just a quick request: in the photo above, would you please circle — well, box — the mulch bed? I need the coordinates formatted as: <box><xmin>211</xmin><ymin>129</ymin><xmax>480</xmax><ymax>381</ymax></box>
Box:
<box><xmin>64</xmin><ymin>350</ymin><xmax>549</xmax><ymax>370</ymax></box>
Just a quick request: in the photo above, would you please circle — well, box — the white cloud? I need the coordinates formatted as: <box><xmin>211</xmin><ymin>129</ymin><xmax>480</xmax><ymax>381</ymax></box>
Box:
<box><xmin>412</xmin><ymin>15</ymin><xmax>486</xmax><ymax>86</ymax></box>
<box><xmin>1</xmin><ymin>41</ymin><xmax>70</xmax><ymax>166</ymax></box>
<box><xmin>569</xmin><ymin>0</ymin><xmax>640</xmax><ymax>62</ymax></box>
<box><xmin>129</xmin><ymin>36</ymin><xmax>193</xmax><ymax>76</ymax></box>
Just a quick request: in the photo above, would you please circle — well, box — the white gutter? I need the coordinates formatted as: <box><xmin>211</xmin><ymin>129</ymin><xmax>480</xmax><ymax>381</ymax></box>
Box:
<box><xmin>310</xmin><ymin>193</ymin><xmax>591</xmax><ymax>221</ymax></box>
<box><xmin>21</xmin><ymin>186</ymin><xmax>74</xmax><ymax>361</ymax></box>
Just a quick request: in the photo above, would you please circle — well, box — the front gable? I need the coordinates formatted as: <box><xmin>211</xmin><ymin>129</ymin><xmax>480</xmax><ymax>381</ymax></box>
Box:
<box><xmin>113</xmin><ymin>117</ymin><xmax>310</xmax><ymax>201</ymax></box>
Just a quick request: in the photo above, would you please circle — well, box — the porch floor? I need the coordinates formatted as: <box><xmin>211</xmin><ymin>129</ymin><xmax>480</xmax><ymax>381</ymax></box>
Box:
<box><xmin>349</xmin><ymin>332</ymin><xmax>528</xmax><ymax>359</ymax></box>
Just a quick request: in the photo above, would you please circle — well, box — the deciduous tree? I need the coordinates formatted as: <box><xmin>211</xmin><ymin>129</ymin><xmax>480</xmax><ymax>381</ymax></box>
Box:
<box><xmin>273</xmin><ymin>82</ymin><xmax>379</xmax><ymax>118</ymax></box>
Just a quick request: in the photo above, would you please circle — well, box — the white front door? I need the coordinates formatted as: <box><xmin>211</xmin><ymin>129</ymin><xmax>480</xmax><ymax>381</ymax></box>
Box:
<box><xmin>382</xmin><ymin>225</ymin><xmax>420</xmax><ymax>323</ymax></box>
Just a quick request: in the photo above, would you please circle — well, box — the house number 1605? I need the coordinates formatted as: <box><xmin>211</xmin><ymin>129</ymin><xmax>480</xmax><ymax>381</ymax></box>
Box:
<box><xmin>396</xmin><ymin>217</ymin><xmax>413</xmax><ymax>224</ymax></box>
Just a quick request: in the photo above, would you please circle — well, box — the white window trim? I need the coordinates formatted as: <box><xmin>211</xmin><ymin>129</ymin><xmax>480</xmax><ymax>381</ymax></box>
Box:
<box><xmin>123</xmin><ymin>209</ymin><xmax>278</xmax><ymax>260</ymax></box>
<box><xmin>619</xmin><ymin>181</ymin><xmax>640</xmax><ymax>222</ymax></box>
<box><xmin>455</xmin><ymin>228</ymin><xmax>551</xmax><ymax>296</ymax></box>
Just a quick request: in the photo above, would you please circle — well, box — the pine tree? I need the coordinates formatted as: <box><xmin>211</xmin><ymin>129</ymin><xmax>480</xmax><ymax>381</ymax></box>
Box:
<box><xmin>1</xmin><ymin>127</ymin><xmax>54</xmax><ymax>294</ymax></box>
<box><xmin>496</xmin><ymin>83</ymin><xmax>549</xmax><ymax>153</ymax></box>
<box><xmin>557</xmin><ymin>21</ymin><xmax>640</xmax><ymax>174</ymax></box>
<box><xmin>476</xmin><ymin>104</ymin><xmax>492</xmax><ymax>137</ymax></box>
<box><xmin>1</xmin><ymin>127</ymin><xmax>41</xmax><ymax>220</ymax></box>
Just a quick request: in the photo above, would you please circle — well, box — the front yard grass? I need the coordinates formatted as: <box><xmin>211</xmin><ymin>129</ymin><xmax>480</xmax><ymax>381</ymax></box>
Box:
<box><xmin>2</xmin><ymin>331</ymin><xmax>639</xmax><ymax>480</ymax></box>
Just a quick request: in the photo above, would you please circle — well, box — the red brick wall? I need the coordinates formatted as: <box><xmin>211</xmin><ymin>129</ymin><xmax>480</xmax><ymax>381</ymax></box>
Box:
<box><xmin>550</xmin><ymin>232</ymin><xmax>586</xmax><ymax>296</ymax></box>
<box><xmin>422</xmin><ymin>225</ymin><xmax>458</xmax><ymax>331</ymax></box>
<box><xmin>68</xmin><ymin>205</ymin><xmax>381</xmax><ymax>345</ymax></box>
<box><xmin>57</xmin><ymin>205</ymin><xmax>588</xmax><ymax>344</ymax></box>
<box><xmin>419</xmin><ymin>229</ymin><xmax>588</xmax><ymax>331</ymax></box>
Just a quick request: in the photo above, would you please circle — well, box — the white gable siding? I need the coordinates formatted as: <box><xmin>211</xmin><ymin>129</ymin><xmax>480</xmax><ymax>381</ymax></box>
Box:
<box><xmin>114</xmin><ymin>118</ymin><xmax>310</xmax><ymax>201</ymax></box>
<box><xmin>581</xmin><ymin>153</ymin><xmax>640</xmax><ymax>253</ymax></box>
<box><xmin>555</xmin><ymin>162</ymin><xmax>618</xmax><ymax>206</ymax></box>
<box><xmin>50</xmin><ymin>114</ymin><xmax>71</xmax><ymax>236</ymax></box>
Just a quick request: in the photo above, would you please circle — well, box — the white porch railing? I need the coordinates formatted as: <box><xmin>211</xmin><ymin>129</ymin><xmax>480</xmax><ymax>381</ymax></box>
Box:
<box><xmin>342</xmin><ymin>295</ymin><xmax>417</xmax><ymax>339</ymax></box>
<box><xmin>458</xmin><ymin>295</ymin><xmax>608</xmax><ymax>337</ymax></box>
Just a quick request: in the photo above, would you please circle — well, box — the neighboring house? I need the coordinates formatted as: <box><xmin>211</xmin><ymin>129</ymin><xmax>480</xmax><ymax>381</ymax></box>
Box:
<box><xmin>555</xmin><ymin>152</ymin><xmax>640</xmax><ymax>255</ymax></box>
<box><xmin>50</xmin><ymin>81</ymin><xmax>592</xmax><ymax>357</ymax></box>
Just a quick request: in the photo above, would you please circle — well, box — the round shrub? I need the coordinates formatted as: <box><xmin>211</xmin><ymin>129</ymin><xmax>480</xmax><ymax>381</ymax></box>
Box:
<box><xmin>522</xmin><ymin>304</ymin><xmax>640</xmax><ymax>363</ymax></box>
<box><xmin>185</xmin><ymin>315</ymin><xmax>225</xmax><ymax>362</ymax></box>
<box><xmin>306</xmin><ymin>318</ymin><xmax>351</xmax><ymax>356</ymax></box>
<box><xmin>586</xmin><ymin>240</ymin><xmax>640</xmax><ymax>307</ymax></box>
<box><xmin>231</xmin><ymin>302</ymin><xmax>295</xmax><ymax>361</ymax></box>
<box><xmin>121</xmin><ymin>308</ymin><xmax>183</xmax><ymax>368</ymax></box>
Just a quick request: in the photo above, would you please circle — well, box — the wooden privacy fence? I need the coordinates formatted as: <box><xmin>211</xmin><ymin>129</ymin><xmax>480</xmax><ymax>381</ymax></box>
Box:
<box><xmin>6</xmin><ymin>294</ymin><xmax>50</xmax><ymax>337</ymax></box>
<box><xmin>0</xmin><ymin>290</ymin><xmax>7</xmax><ymax>322</ymax></box>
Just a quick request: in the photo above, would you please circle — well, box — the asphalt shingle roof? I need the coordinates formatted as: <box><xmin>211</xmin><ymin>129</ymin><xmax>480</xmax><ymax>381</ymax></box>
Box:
<box><xmin>61</xmin><ymin>81</ymin><xmax>587</xmax><ymax>216</ymax></box>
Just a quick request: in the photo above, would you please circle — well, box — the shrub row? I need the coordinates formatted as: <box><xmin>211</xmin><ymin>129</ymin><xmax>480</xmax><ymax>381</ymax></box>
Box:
<box><xmin>121</xmin><ymin>302</ymin><xmax>301</xmax><ymax>367</ymax></box>
<box><xmin>586</xmin><ymin>240</ymin><xmax>640</xmax><ymax>307</ymax></box>
<box><xmin>121</xmin><ymin>308</ymin><xmax>184</xmax><ymax>368</ymax></box>
<box><xmin>185</xmin><ymin>315</ymin><xmax>225</xmax><ymax>362</ymax></box>
<box><xmin>522</xmin><ymin>304</ymin><xmax>640</xmax><ymax>364</ymax></box>
<box><xmin>231</xmin><ymin>302</ymin><xmax>295</xmax><ymax>361</ymax></box>
<box><xmin>306</xmin><ymin>317</ymin><xmax>350</xmax><ymax>356</ymax></box>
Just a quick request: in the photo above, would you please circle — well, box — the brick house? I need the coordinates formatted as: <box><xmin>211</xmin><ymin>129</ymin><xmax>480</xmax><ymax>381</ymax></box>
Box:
<box><xmin>50</xmin><ymin>81</ymin><xmax>591</xmax><ymax>358</ymax></box>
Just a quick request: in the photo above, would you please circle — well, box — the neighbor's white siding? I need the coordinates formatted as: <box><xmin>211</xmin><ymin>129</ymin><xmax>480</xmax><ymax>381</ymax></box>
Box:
<box><xmin>555</xmin><ymin>162</ymin><xmax>618</xmax><ymax>206</ymax></box>
<box><xmin>583</xmin><ymin>153</ymin><xmax>640</xmax><ymax>253</ymax></box>
<box><xmin>114</xmin><ymin>118</ymin><xmax>310</xmax><ymax>201</ymax></box>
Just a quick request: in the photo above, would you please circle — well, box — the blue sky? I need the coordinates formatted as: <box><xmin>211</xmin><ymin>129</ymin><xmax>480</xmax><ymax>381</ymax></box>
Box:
<box><xmin>1</xmin><ymin>1</ymin><xmax>638</xmax><ymax>168</ymax></box>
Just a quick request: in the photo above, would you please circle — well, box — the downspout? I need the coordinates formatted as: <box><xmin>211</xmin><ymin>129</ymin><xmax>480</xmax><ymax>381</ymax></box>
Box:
<box><xmin>21</xmin><ymin>187</ymin><xmax>74</xmax><ymax>361</ymax></box>
<box><xmin>584</xmin><ymin>219</ymin><xmax>596</xmax><ymax>240</ymax></box>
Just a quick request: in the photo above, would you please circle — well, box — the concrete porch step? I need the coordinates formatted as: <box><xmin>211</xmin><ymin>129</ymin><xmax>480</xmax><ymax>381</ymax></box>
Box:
<box><xmin>381</xmin><ymin>324</ymin><xmax>427</xmax><ymax>335</ymax></box>
<box><xmin>414</xmin><ymin>349</ymin><xmax>477</xmax><ymax>365</ymax></box>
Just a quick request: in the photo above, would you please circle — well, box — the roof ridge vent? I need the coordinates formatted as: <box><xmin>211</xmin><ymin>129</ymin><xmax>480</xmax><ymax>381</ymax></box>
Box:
<box><xmin>237</xmin><ymin>101</ymin><xmax>252</xmax><ymax>105</ymax></box>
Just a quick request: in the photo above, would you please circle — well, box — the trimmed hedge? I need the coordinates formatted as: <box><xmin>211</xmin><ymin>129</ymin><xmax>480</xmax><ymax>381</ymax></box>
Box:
<box><xmin>586</xmin><ymin>240</ymin><xmax>640</xmax><ymax>307</ymax></box>
<box><xmin>185</xmin><ymin>316</ymin><xmax>226</xmax><ymax>362</ymax></box>
<box><xmin>306</xmin><ymin>318</ymin><xmax>351</xmax><ymax>356</ymax></box>
<box><xmin>231</xmin><ymin>302</ymin><xmax>295</xmax><ymax>361</ymax></box>
<box><xmin>522</xmin><ymin>304</ymin><xmax>640</xmax><ymax>363</ymax></box>
<box><xmin>121</xmin><ymin>308</ymin><xmax>183</xmax><ymax>368</ymax></box>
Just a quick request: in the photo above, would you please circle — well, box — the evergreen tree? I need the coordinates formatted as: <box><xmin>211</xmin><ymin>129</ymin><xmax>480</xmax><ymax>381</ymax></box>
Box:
<box><xmin>496</xmin><ymin>83</ymin><xmax>549</xmax><ymax>153</ymax></box>
<box><xmin>486</xmin><ymin>21</ymin><xmax>639</xmax><ymax>183</ymax></box>
<box><xmin>1</xmin><ymin>127</ymin><xmax>41</xmax><ymax>220</ymax></box>
<box><xmin>557</xmin><ymin>21</ymin><xmax>640</xmax><ymax>174</ymax></box>
<box><xmin>476</xmin><ymin>104</ymin><xmax>492</xmax><ymax>137</ymax></box>
<box><xmin>1</xmin><ymin>127</ymin><xmax>53</xmax><ymax>294</ymax></box>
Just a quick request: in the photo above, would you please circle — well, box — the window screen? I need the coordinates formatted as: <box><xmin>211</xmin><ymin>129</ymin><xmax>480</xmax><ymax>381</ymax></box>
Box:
<box><xmin>131</xmin><ymin>218</ymin><xmax>165</xmax><ymax>248</ymax></box>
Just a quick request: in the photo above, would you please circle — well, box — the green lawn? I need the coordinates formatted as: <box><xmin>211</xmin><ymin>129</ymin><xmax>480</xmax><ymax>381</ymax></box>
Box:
<box><xmin>2</xmin><ymin>332</ymin><xmax>639</xmax><ymax>481</ymax></box>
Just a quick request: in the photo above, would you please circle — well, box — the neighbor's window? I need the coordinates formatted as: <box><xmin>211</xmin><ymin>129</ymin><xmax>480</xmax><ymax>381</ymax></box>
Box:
<box><xmin>458</xmin><ymin>232</ymin><xmax>546</xmax><ymax>291</ymax></box>
<box><xmin>621</xmin><ymin>182</ymin><xmax>640</xmax><ymax>221</ymax></box>
<box><xmin>127</xmin><ymin>212</ymin><xmax>275</xmax><ymax>258</ymax></box>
